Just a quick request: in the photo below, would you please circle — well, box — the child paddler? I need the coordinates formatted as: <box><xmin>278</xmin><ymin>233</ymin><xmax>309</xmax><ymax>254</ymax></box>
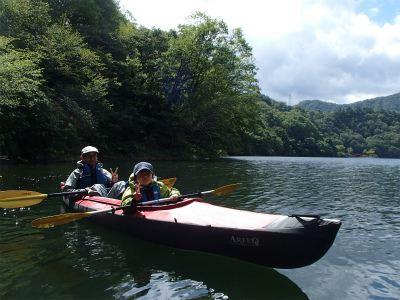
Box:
<box><xmin>121</xmin><ymin>162</ymin><xmax>180</xmax><ymax>205</ymax></box>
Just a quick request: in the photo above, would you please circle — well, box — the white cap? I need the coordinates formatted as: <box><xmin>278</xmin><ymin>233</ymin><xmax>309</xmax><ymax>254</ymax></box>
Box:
<box><xmin>81</xmin><ymin>146</ymin><xmax>99</xmax><ymax>155</ymax></box>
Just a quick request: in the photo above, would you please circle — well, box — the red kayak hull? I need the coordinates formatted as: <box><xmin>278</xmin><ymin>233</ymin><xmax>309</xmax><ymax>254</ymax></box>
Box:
<box><xmin>63</xmin><ymin>195</ymin><xmax>341</xmax><ymax>269</ymax></box>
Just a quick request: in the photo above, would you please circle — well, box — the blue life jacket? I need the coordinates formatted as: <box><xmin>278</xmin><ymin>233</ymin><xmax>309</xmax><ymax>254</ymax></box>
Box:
<box><xmin>140</xmin><ymin>185</ymin><xmax>162</xmax><ymax>202</ymax></box>
<box><xmin>77</xmin><ymin>163</ymin><xmax>108</xmax><ymax>189</ymax></box>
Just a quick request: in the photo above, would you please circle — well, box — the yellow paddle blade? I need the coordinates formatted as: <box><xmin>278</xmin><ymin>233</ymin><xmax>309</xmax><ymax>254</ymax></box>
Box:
<box><xmin>159</xmin><ymin>177</ymin><xmax>177</xmax><ymax>188</ymax></box>
<box><xmin>0</xmin><ymin>190</ymin><xmax>47</xmax><ymax>209</ymax></box>
<box><xmin>211</xmin><ymin>183</ymin><xmax>242</xmax><ymax>196</ymax></box>
<box><xmin>31</xmin><ymin>212</ymin><xmax>92</xmax><ymax>228</ymax></box>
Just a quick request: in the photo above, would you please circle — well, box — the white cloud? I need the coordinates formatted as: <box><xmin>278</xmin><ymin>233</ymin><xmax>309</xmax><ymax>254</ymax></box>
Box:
<box><xmin>369</xmin><ymin>7</ymin><xmax>379</xmax><ymax>15</ymax></box>
<box><xmin>119</xmin><ymin>0</ymin><xmax>400</xmax><ymax>104</ymax></box>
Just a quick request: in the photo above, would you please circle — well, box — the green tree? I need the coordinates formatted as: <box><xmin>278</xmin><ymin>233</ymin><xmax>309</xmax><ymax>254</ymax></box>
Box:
<box><xmin>0</xmin><ymin>0</ymin><xmax>51</xmax><ymax>49</ymax></box>
<box><xmin>0</xmin><ymin>36</ymin><xmax>60</xmax><ymax>160</ymax></box>
<box><xmin>0</xmin><ymin>0</ymin><xmax>114</xmax><ymax>159</ymax></box>
<box><xmin>104</xmin><ymin>26</ymin><xmax>177</xmax><ymax>157</ymax></box>
<box><xmin>44</xmin><ymin>0</ymin><xmax>127</xmax><ymax>58</ymax></box>
<box><xmin>280</xmin><ymin>109</ymin><xmax>327</xmax><ymax>156</ymax></box>
<box><xmin>1</xmin><ymin>0</ymin><xmax>398</xmax><ymax>161</ymax></box>
<box><xmin>158</xmin><ymin>12</ymin><xmax>259</xmax><ymax>157</ymax></box>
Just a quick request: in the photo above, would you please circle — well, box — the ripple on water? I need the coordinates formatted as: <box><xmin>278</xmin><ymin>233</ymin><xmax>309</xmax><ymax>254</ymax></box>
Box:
<box><xmin>1</xmin><ymin>157</ymin><xmax>399</xmax><ymax>300</ymax></box>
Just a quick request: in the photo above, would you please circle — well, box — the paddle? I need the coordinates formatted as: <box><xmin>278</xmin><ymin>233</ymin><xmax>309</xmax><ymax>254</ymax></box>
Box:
<box><xmin>159</xmin><ymin>177</ymin><xmax>177</xmax><ymax>188</ymax></box>
<box><xmin>31</xmin><ymin>183</ymin><xmax>242</xmax><ymax>228</ymax></box>
<box><xmin>0</xmin><ymin>190</ymin><xmax>88</xmax><ymax>209</ymax></box>
<box><xmin>142</xmin><ymin>183</ymin><xmax>242</xmax><ymax>205</ymax></box>
<box><xmin>0</xmin><ymin>177</ymin><xmax>177</xmax><ymax>209</ymax></box>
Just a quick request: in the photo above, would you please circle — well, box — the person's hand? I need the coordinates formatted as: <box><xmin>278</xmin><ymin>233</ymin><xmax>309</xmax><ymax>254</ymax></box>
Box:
<box><xmin>110</xmin><ymin>167</ymin><xmax>119</xmax><ymax>183</ymax></box>
<box><xmin>134</xmin><ymin>183</ymin><xmax>142</xmax><ymax>201</ymax></box>
<box><xmin>171</xmin><ymin>194</ymin><xmax>179</xmax><ymax>202</ymax></box>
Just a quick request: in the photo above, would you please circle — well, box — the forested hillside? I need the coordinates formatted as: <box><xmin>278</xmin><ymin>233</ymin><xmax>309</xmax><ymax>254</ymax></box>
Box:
<box><xmin>243</xmin><ymin>96</ymin><xmax>400</xmax><ymax>158</ymax></box>
<box><xmin>298</xmin><ymin>93</ymin><xmax>400</xmax><ymax>113</ymax></box>
<box><xmin>1</xmin><ymin>0</ymin><xmax>399</xmax><ymax>161</ymax></box>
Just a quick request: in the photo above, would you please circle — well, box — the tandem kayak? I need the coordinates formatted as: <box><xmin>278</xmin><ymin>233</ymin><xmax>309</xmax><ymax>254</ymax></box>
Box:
<box><xmin>54</xmin><ymin>194</ymin><xmax>341</xmax><ymax>269</ymax></box>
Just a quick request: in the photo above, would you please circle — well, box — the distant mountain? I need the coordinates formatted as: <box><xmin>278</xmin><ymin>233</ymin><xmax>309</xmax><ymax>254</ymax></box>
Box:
<box><xmin>297</xmin><ymin>93</ymin><xmax>400</xmax><ymax>113</ymax></box>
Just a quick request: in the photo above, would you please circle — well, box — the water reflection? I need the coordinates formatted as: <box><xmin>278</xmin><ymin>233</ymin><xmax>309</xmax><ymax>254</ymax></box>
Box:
<box><xmin>61</xmin><ymin>222</ymin><xmax>309</xmax><ymax>300</ymax></box>
<box><xmin>0</xmin><ymin>204</ymin><xmax>308</xmax><ymax>299</ymax></box>
<box><xmin>1</xmin><ymin>157</ymin><xmax>399</xmax><ymax>299</ymax></box>
<box><xmin>218</xmin><ymin>157</ymin><xmax>400</xmax><ymax>300</ymax></box>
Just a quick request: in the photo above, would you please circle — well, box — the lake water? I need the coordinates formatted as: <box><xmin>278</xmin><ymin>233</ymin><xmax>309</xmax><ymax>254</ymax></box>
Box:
<box><xmin>1</xmin><ymin>156</ymin><xmax>399</xmax><ymax>300</ymax></box>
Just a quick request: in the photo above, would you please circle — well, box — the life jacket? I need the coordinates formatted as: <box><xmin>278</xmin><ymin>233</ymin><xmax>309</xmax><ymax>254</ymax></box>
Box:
<box><xmin>77</xmin><ymin>162</ymin><xmax>108</xmax><ymax>189</ymax></box>
<box><xmin>139</xmin><ymin>185</ymin><xmax>162</xmax><ymax>202</ymax></box>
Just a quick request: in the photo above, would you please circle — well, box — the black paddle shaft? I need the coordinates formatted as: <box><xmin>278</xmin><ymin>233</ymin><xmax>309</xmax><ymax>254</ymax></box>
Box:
<box><xmin>48</xmin><ymin>190</ymin><xmax>88</xmax><ymax>197</ymax></box>
<box><xmin>178</xmin><ymin>190</ymin><xmax>202</xmax><ymax>199</ymax></box>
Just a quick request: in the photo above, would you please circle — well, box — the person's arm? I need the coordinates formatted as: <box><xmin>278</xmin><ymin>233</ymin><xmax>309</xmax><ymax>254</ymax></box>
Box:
<box><xmin>62</xmin><ymin>169</ymin><xmax>85</xmax><ymax>192</ymax></box>
<box><xmin>102</xmin><ymin>168</ymin><xmax>113</xmax><ymax>187</ymax></box>
<box><xmin>121</xmin><ymin>186</ymin><xmax>134</xmax><ymax>206</ymax></box>
<box><xmin>159</xmin><ymin>182</ymin><xmax>180</xmax><ymax>200</ymax></box>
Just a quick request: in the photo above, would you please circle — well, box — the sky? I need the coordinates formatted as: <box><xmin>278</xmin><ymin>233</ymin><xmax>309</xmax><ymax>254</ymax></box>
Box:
<box><xmin>118</xmin><ymin>0</ymin><xmax>400</xmax><ymax>105</ymax></box>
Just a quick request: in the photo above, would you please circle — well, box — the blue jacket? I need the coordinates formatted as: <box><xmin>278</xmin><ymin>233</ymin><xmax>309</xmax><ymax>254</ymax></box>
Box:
<box><xmin>121</xmin><ymin>174</ymin><xmax>180</xmax><ymax>206</ymax></box>
<box><xmin>77</xmin><ymin>162</ymin><xmax>108</xmax><ymax>189</ymax></box>
<box><xmin>139</xmin><ymin>185</ymin><xmax>162</xmax><ymax>202</ymax></box>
